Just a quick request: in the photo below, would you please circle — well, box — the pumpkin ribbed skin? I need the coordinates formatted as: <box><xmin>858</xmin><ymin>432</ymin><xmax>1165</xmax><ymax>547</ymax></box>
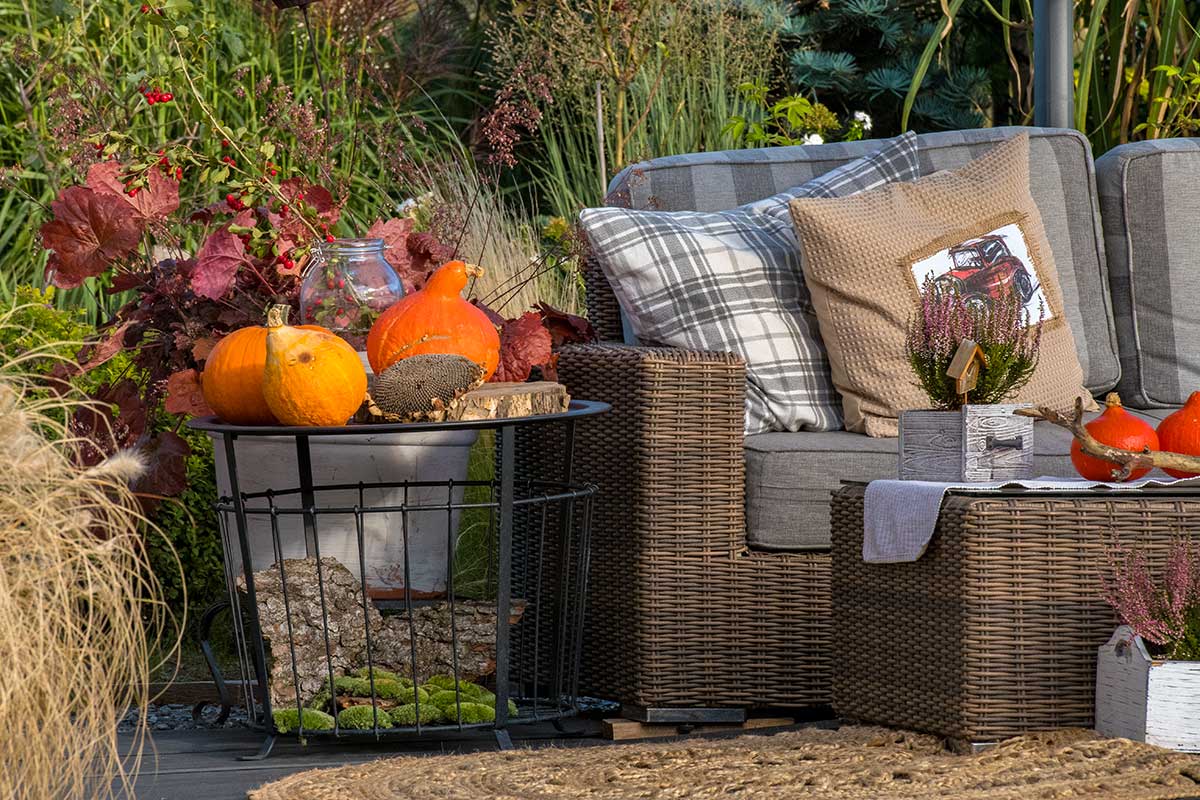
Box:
<box><xmin>262</xmin><ymin>306</ymin><xmax>367</xmax><ymax>427</ymax></box>
<box><xmin>1156</xmin><ymin>391</ymin><xmax>1200</xmax><ymax>479</ymax></box>
<box><xmin>366</xmin><ymin>261</ymin><xmax>500</xmax><ymax>380</ymax></box>
<box><xmin>1070</xmin><ymin>393</ymin><xmax>1159</xmax><ymax>481</ymax></box>
<box><xmin>202</xmin><ymin>322</ymin><xmax>325</xmax><ymax>425</ymax></box>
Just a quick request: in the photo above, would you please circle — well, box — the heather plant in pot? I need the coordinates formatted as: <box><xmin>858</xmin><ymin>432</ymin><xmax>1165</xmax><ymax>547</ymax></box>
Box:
<box><xmin>896</xmin><ymin>278</ymin><xmax>1045</xmax><ymax>482</ymax></box>
<box><xmin>1095</xmin><ymin>539</ymin><xmax>1200</xmax><ymax>752</ymax></box>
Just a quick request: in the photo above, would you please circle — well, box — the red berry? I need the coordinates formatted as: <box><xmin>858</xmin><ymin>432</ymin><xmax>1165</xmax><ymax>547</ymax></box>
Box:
<box><xmin>129</xmin><ymin>187</ymin><xmax>140</xmax><ymax>197</ymax></box>
<box><xmin>269</xmin><ymin>168</ymin><xmax>277</xmax><ymax>176</ymax></box>
<box><xmin>146</xmin><ymin>96</ymin><xmax>156</xmax><ymax>105</ymax></box>
<box><xmin>175</xmin><ymin>167</ymin><xmax>183</xmax><ymax>180</ymax></box>
<box><xmin>157</xmin><ymin>149</ymin><xmax>165</xmax><ymax>155</ymax></box>
<box><xmin>337</xmin><ymin>279</ymin><xmax>345</xmax><ymax>289</ymax></box>
<box><xmin>324</xmin><ymin>234</ymin><xmax>335</xmax><ymax>242</ymax></box>
<box><xmin>226</xmin><ymin>192</ymin><xmax>236</xmax><ymax>202</ymax></box>
<box><xmin>221</xmin><ymin>139</ymin><xmax>229</xmax><ymax>148</ymax></box>
<box><xmin>94</xmin><ymin>142</ymin><xmax>104</xmax><ymax>151</ymax></box>
<box><xmin>140</xmin><ymin>4</ymin><xmax>149</xmax><ymax>11</ymax></box>
<box><xmin>326</xmin><ymin>279</ymin><xmax>335</xmax><ymax>289</ymax></box>
<box><xmin>138</xmin><ymin>84</ymin><xmax>147</xmax><ymax>93</ymax></box>
<box><xmin>162</xmin><ymin>93</ymin><xmax>173</xmax><ymax>102</ymax></box>
<box><xmin>336</xmin><ymin>307</ymin><xmax>344</xmax><ymax>316</ymax></box>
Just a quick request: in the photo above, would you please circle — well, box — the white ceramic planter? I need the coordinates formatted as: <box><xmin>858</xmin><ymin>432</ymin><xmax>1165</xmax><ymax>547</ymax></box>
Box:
<box><xmin>208</xmin><ymin>428</ymin><xmax>477</xmax><ymax>596</ymax></box>
<box><xmin>1095</xmin><ymin>625</ymin><xmax>1200</xmax><ymax>752</ymax></box>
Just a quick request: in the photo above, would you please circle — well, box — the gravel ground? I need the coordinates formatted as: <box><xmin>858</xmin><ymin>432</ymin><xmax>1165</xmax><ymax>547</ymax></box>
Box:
<box><xmin>118</xmin><ymin>703</ymin><xmax>252</xmax><ymax>733</ymax></box>
<box><xmin>119</xmin><ymin>697</ymin><xmax>618</xmax><ymax>732</ymax></box>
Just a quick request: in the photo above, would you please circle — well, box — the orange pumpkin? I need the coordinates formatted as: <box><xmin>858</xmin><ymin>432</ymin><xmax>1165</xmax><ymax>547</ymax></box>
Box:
<box><xmin>1156</xmin><ymin>391</ymin><xmax>1200</xmax><ymax>479</ymax></box>
<box><xmin>1070</xmin><ymin>393</ymin><xmax>1159</xmax><ymax>481</ymax></box>
<box><xmin>262</xmin><ymin>305</ymin><xmax>367</xmax><ymax>426</ymax></box>
<box><xmin>366</xmin><ymin>261</ymin><xmax>500</xmax><ymax>380</ymax></box>
<box><xmin>201</xmin><ymin>319</ymin><xmax>327</xmax><ymax>425</ymax></box>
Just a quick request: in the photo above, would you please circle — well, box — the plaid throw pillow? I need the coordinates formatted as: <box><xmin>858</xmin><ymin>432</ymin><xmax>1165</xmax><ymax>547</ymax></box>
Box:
<box><xmin>580</xmin><ymin>132</ymin><xmax>919</xmax><ymax>434</ymax></box>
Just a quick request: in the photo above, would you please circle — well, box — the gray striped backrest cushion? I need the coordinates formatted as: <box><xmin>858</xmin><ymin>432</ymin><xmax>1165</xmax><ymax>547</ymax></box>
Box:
<box><xmin>1096</xmin><ymin>139</ymin><xmax>1200</xmax><ymax>408</ymax></box>
<box><xmin>609</xmin><ymin>127</ymin><xmax>1120</xmax><ymax>396</ymax></box>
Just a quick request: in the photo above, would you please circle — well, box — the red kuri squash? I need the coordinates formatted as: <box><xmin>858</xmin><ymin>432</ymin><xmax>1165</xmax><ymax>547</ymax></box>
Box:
<box><xmin>1070</xmin><ymin>393</ymin><xmax>1159</xmax><ymax>481</ymax></box>
<box><xmin>366</xmin><ymin>261</ymin><xmax>500</xmax><ymax>380</ymax></box>
<box><xmin>1156</xmin><ymin>391</ymin><xmax>1200</xmax><ymax>479</ymax></box>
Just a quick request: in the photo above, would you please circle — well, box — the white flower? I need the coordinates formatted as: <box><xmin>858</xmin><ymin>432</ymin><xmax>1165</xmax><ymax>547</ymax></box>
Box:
<box><xmin>853</xmin><ymin>111</ymin><xmax>873</xmax><ymax>131</ymax></box>
<box><xmin>396</xmin><ymin>197</ymin><xmax>419</xmax><ymax>214</ymax></box>
<box><xmin>802</xmin><ymin>133</ymin><xmax>824</xmax><ymax>146</ymax></box>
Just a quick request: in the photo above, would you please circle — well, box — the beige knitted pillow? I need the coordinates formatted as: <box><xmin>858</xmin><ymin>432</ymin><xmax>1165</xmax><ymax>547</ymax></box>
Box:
<box><xmin>788</xmin><ymin>133</ymin><xmax>1092</xmax><ymax>437</ymax></box>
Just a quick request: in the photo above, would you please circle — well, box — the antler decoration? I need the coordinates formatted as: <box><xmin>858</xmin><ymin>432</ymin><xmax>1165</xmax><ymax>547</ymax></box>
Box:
<box><xmin>1016</xmin><ymin>397</ymin><xmax>1200</xmax><ymax>481</ymax></box>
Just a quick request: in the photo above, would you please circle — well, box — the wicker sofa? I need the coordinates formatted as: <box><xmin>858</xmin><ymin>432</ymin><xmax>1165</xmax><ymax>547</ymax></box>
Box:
<box><xmin>522</xmin><ymin>127</ymin><xmax>1200</xmax><ymax>719</ymax></box>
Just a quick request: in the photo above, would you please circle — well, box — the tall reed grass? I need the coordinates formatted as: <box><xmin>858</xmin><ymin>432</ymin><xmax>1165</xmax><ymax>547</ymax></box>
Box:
<box><xmin>0</xmin><ymin>305</ymin><xmax>177</xmax><ymax>800</ymax></box>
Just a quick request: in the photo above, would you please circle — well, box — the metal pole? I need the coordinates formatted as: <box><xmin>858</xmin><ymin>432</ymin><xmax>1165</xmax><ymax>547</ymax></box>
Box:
<box><xmin>1033</xmin><ymin>0</ymin><xmax>1074</xmax><ymax>128</ymax></box>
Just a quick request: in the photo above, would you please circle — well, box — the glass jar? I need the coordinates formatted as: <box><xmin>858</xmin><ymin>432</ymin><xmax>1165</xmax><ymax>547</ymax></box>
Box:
<box><xmin>299</xmin><ymin>238</ymin><xmax>403</xmax><ymax>351</ymax></box>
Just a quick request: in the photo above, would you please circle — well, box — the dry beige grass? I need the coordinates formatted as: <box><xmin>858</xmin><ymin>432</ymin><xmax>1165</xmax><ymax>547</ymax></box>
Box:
<box><xmin>0</xmin><ymin>308</ymin><xmax>178</xmax><ymax>799</ymax></box>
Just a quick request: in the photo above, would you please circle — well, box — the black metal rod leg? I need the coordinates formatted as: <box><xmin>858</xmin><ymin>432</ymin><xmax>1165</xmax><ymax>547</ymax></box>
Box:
<box><xmin>193</xmin><ymin>600</ymin><xmax>233</xmax><ymax>725</ymax></box>
<box><xmin>239</xmin><ymin>734</ymin><xmax>277</xmax><ymax>762</ymax></box>
<box><xmin>223</xmin><ymin>433</ymin><xmax>273</xmax><ymax>729</ymax></box>
<box><xmin>494</xmin><ymin>729</ymin><xmax>514</xmax><ymax>750</ymax></box>
<box><xmin>494</xmin><ymin>425</ymin><xmax>515</xmax><ymax>734</ymax></box>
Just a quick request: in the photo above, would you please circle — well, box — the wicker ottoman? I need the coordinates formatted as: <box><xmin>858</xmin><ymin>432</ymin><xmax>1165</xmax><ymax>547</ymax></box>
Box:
<box><xmin>830</xmin><ymin>483</ymin><xmax>1192</xmax><ymax>745</ymax></box>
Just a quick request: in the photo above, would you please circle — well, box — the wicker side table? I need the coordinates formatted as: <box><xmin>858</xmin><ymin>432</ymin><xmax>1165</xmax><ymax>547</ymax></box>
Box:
<box><xmin>830</xmin><ymin>483</ymin><xmax>1192</xmax><ymax>746</ymax></box>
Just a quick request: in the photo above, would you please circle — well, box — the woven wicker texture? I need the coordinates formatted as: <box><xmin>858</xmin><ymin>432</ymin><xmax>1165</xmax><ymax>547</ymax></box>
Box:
<box><xmin>582</xmin><ymin>256</ymin><xmax>625</xmax><ymax>343</ymax></box>
<box><xmin>831</xmin><ymin>484</ymin><xmax>1188</xmax><ymax>742</ymax></box>
<box><xmin>788</xmin><ymin>134</ymin><xmax>1090</xmax><ymax>437</ymax></box>
<box><xmin>248</xmin><ymin>725</ymin><xmax>1200</xmax><ymax>800</ymax></box>
<box><xmin>516</xmin><ymin>343</ymin><xmax>831</xmax><ymax>709</ymax></box>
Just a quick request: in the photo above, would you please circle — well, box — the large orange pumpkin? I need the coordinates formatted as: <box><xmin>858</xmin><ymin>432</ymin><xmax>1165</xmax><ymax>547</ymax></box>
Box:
<box><xmin>366</xmin><ymin>261</ymin><xmax>500</xmax><ymax>380</ymax></box>
<box><xmin>1156</xmin><ymin>391</ymin><xmax>1200</xmax><ymax>479</ymax></box>
<box><xmin>1070</xmin><ymin>393</ymin><xmax>1159</xmax><ymax>481</ymax></box>
<box><xmin>201</xmin><ymin>319</ymin><xmax>327</xmax><ymax>425</ymax></box>
<box><xmin>262</xmin><ymin>305</ymin><xmax>367</xmax><ymax>426</ymax></box>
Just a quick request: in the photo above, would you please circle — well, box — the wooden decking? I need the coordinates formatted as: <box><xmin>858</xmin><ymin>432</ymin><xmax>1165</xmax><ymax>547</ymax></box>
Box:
<box><xmin>123</xmin><ymin>714</ymin><xmax>831</xmax><ymax>799</ymax></box>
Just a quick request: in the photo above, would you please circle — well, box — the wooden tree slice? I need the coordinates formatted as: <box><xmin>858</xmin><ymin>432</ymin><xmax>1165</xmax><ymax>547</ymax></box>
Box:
<box><xmin>364</xmin><ymin>382</ymin><xmax>569</xmax><ymax>423</ymax></box>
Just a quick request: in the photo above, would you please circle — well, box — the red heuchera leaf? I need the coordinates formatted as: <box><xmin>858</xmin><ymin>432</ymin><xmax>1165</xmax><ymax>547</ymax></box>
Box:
<box><xmin>536</xmin><ymin>302</ymin><xmax>596</xmax><ymax>347</ymax></box>
<box><xmin>164</xmin><ymin>369</ymin><xmax>213</xmax><ymax>417</ymax></box>
<box><xmin>132</xmin><ymin>430</ymin><xmax>190</xmax><ymax>499</ymax></box>
<box><xmin>40</xmin><ymin>186</ymin><xmax>142</xmax><ymax>288</ymax></box>
<box><xmin>280</xmin><ymin>178</ymin><xmax>340</xmax><ymax>224</ymax></box>
<box><xmin>87</xmin><ymin>161</ymin><xmax>180</xmax><ymax>220</ymax></box>
<box><xmin>408</xmin><ymin>231</ymin><xmax>454</xmax><ymax>284</ymax></box>
<box><xmin>192</xmin><ymin>336</ymin><xmax>218</xmax><ymax>362</ymax></box>
<box><xmin>492</xmin><ymin>312</ymin><xmax>553</xmax><ymax>383</ymax></box>
<box><xmin>471</xmin><ymin>300</ymin><xmax>506</xmax><ymax>328</ymax></box>
<box><xmin>365</xmin><ymin>216</ymin><xmax>418</xmax><ymax>285</ymax></box>
<box><xmin>74</xmin><ymin>321</ymin><xmax>132</xmax><ymax>373</ymax></box>
<box><xmin>193</xmin><ymin>228</ymin><xmax>250</xmax><ymax>300</ymax></box>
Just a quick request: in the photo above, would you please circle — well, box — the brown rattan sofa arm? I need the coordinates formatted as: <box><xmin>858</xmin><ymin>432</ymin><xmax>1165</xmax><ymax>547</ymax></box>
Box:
<box><xmin>555</xmin><ymin>343</ymin><xmax>747</xmax><ymax>552</ymax></box>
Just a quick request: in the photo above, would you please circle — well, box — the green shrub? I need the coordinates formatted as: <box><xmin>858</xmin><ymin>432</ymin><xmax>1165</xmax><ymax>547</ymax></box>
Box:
<box><xmin>388</xmin><ymin>702</ymin><xmax>444</xmax><ymax>726</ymax></box>
<box><xmin>337</xmin><ymin>704</ymin><xmax>392</xmax><ymax>730</ymax></box>
<box><xmin>0</xmin><ymin>287</ymin><xmax>89</xmax><ymax>372</ymax></box>
<box><xmin>272</xmin><ymin>707</ymin><xmax>334</xmax><ymax>734</ymax></box>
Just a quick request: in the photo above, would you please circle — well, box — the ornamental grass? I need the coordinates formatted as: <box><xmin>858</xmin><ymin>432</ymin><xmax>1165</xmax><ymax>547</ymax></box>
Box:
<box><xmin>0</xmin><ymin>307</ymin><xmax>177</xmax><ymax>800</ymax></box>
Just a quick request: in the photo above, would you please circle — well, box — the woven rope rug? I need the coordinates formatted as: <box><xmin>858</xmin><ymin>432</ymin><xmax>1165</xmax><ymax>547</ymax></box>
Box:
<box><xmin>249</xmin><ymin>725</ymin><xmax>1200</xmax><ymax>800</ymax></box>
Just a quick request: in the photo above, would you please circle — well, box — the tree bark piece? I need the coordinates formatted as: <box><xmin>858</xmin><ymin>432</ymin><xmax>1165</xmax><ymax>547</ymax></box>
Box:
<box><xmin>1016</xmin><ymin>397</ymin><xmax>1200</xmax><ymax>480</ymax></box>
<box><xmin>364</xmin><ymin>382</ymin><xmax>569</xmax><ymax>423</ymax></box>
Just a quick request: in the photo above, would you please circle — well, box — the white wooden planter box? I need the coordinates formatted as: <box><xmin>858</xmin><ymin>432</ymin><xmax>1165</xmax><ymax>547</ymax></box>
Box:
<box><xmin>898</xmin><ymin>404</ymin><xmax>1034</xmax><ymax>482</ymax></box>
<box><xmin>1095</xmin><ymin>625</ymin><xmax>1200</xmax><ymax>752</ymax></box>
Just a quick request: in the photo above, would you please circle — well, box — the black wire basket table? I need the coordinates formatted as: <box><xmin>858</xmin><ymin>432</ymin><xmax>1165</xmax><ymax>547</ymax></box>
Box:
<box><xmin>187</xmin><ymin>400</ymin><xmax>608</xmax><ymax>759</ymax></box>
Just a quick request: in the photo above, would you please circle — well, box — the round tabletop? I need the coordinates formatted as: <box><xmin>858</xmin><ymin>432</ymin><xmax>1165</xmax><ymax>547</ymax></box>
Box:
<box><xmin>187</xmin><ymin>398</ymin><xmax>610</xmax><ymax>437</ymax></box>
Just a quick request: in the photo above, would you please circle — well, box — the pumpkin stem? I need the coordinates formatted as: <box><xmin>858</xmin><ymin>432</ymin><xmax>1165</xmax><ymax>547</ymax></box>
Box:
<box><xmin>464</xmin><ymin>263</ymin><xmax>484</xmax><ymax>279</ymax></box>
<box><xmin>1104</xmin><ymin>392</ymin><xmax>1123</xmax><ymax>409</ymax></box>
<box><xmin>266</xmin><ymin>304</ymin><xmax>291</xmax><ymax>329</ymax></box>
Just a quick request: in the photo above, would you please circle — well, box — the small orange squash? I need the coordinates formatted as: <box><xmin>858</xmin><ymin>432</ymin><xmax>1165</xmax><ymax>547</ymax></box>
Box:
<box><xmin>366</xmin><ymin>261</ymin><xmax>500</xmax><ymax>380</ymax></box>
<box><xmin>262</xmin><ymin>305</ymin><xmax>367</xmax><ymax>426</ymax></box>
<box><xmin>1070</xmin><ymin>392</ymin><xmax>1160</xmax><ymax>481</ymax></box>
<box><xmin>1156</xmin><ymin>391</ymin><xmax>1200</xmax><ymax>479</ymax></box>
<box><xmin>201</xmin><ymin>319</ymin><xmax>326</xmax><ymax>425</ymax></box>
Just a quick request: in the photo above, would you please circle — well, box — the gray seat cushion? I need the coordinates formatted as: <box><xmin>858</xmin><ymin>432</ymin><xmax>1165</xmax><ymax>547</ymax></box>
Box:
<box><xmin>745</xmin><ymin>408</ymin><xmax>1175</xmax><ymax>552</ymax></box>
<box><xmin>611</xmin><ymin>127</ymin><xmax>1120</xmax><ymax>395</ymax></box>
<box><xmin>1096</xmin><ymin>139</ymin><xmax>1200</xmax><ymax>407</ymax></box>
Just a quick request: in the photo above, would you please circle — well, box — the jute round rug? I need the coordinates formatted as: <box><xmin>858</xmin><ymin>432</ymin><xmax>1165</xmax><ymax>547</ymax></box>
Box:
<box><xmin>248</xmin><ymin>725</ymin><xmax>1200</xmax><ymax>800</ymax></box>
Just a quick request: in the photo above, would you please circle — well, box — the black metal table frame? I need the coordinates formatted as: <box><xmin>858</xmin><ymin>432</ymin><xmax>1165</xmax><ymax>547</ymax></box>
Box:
<box><xmin>188</xmin><ymin>400</ymin><xmax>609</xmax><ymax>760</ymax></box>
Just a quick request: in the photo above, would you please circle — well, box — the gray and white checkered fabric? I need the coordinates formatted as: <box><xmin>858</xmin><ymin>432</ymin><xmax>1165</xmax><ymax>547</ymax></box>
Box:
<box><xmin>580</xmin><ymin>133</ymin><xmax>919</xmax><ymax>434</ymax></box>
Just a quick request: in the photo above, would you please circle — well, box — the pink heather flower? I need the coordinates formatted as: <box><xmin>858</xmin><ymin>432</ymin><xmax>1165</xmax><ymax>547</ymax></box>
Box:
<box><xmin>1101</xmin><ymin>539</ymin><xmax>1200</xmax><ymax>652</ymax></box>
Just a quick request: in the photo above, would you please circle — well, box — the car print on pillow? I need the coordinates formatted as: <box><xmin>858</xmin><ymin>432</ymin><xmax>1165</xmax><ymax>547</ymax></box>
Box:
<box><xmin>909</xmin><ymin>222</ymin><xmax>1051</xmax><ymax>325</ymax></box>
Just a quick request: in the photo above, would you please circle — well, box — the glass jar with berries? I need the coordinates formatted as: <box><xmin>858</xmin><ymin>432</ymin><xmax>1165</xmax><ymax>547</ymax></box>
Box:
<box><xmin>299</xmin><ymin>238</ymin><xmax>403</xmax><ymax>352</ymax></box>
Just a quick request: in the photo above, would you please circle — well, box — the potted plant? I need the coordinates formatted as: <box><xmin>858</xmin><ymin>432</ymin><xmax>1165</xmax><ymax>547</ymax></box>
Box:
<box><xmin>1096</xmin><ymin>539</ymin><xmax>1200</xmax><ymax>752</ymax></box>
<box><xmin>899</xmin><ymin>277</ymin><xmax>1044</xmax><ymax>481</ymax></box>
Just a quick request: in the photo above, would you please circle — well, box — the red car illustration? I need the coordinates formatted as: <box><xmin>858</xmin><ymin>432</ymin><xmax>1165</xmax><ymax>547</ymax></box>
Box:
<box><xmin>931</xmin><ymin>234</ymin><xmax>1035</xmax><ymax>310</ymax></box>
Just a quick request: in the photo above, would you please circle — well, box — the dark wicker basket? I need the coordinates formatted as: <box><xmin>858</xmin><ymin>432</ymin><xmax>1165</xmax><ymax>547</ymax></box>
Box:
<box><xmin>830</xmin><ymin>483</ymin><xmax>1189</xmax><ymax>743</ymax></box>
